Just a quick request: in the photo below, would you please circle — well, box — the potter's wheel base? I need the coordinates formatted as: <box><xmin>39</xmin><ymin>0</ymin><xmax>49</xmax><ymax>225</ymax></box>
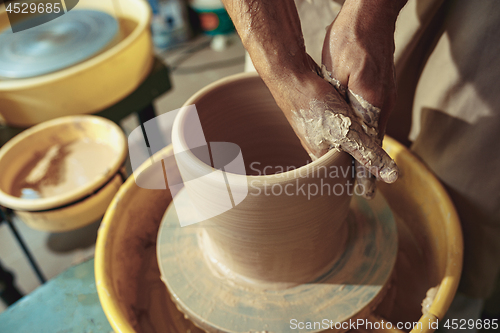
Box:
<box><xmin>157</xmin><ymin>189</ymin><xmax>398</xmax><ymax>333</ymax></box>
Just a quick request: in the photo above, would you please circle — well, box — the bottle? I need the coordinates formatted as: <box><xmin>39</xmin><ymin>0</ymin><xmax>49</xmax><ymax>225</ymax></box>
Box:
<box><xmin>148</xmin><ymin>0</ymin><xmax>192</xmax><ymax>50</ymax></box>
<box><xmin>189</xmin><ymin>0</ymin><xmax>234</xmax><ymax>36</ymax></box>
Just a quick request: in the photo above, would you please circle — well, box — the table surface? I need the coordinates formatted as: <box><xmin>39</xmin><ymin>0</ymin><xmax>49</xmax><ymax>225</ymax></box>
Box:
<box><xmin>0</xmin><ymin>259</ymin><xmax>112</xmax><ymax>333</ymax></box>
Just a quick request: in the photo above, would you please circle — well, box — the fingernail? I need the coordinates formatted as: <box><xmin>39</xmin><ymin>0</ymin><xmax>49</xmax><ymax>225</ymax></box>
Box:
<box><xmin>380</xmin><ymin>165</ymin><xmax>399</xmax><ymax>183</ymax></box>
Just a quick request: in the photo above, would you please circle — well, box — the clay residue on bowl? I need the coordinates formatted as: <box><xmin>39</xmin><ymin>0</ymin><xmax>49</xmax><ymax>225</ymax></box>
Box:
<box><xmin>118</xmin><ymin>17</ymin><xmax>138</xmax><ymax>38</ymax></box>
<box><xmin>11</xmin><ymin>139</ymin><xmax>118</xmax><ymax>200</ymax></box>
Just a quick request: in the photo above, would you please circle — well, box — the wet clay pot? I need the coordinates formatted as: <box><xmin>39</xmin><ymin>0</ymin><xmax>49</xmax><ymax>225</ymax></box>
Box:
<box><xmin>171</xmin><ymin>72</ymin><xmax>354</xmax><ymax>286</ymax></box>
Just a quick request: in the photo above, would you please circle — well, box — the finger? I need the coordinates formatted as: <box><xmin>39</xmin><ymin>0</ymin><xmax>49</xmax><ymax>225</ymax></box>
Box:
<box><xmin>316</xmin><ymin>77</ymin><xmax>397</xmax><ymax>183</ymax></box>
<box><xmin>340</xmin><ymin>121</ymin><xmax>399</xmax><ymax>184</ymax></box>
<box><xmin>355</xmin><ymin>161</ymin><xmax>377</xmax><ymax>199</ymax></box>
<box><xmin>344</xmin><ymin>89</ymin><xmax>381</xmax><ymax>195</ymax></box>
<box><xmin>321</xmin><ymin>70</ymin><xmax>381</xmax><ymax>140</ymax></box>
<box><xmin>347</xmin><ymin>88</ymin><xmax>381</xmax><ymax>131</ymax></box>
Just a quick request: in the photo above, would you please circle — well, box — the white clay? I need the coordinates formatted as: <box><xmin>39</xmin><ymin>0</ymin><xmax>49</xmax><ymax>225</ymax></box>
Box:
<box><xmin>422</xmin><ymin>286</ymin><xmax>440</xmax><ymax>315</ymax></box>
<box><xmin>172</xmin><ymin>74</ymin><xmax>354</xmax><ymax>286</ymax></box>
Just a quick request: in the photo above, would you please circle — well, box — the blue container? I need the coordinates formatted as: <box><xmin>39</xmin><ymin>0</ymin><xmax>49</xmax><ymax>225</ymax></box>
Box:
<box><xmin>147</xmin><ymin>0</ymin><xmax>192</xmax><ymax>49</ymax></box>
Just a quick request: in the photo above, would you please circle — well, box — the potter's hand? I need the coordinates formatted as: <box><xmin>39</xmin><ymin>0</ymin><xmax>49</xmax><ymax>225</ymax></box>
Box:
<box><xmin>276</xmin><ymin>71</ymin><xmax>399</xmax><ymax>188</ymax></box>
<box><xmin>222</xmin><ymin>0</ymin><xmax>401</xmax><ymax>197</ymax></box>
<box><xmin>321</xmin><ymin>0</ymin><xmax>406</xmax><ymax>196</ymax></box>
<box><xmin>322</xmin><ymin>0</ymin><xmax>406</xmax><ymax>134</ymax></box>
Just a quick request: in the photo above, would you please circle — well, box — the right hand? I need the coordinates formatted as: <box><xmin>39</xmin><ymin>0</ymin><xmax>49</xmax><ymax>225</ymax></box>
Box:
<box><xmin>262</xmin><ymin>61</ymin><xmax>399</xmax><ymax>186</ymax></box>
<box><xmin>221</xmin><ymin>0</ymin><xmax>402</xmax><ymax>194</ymax></box>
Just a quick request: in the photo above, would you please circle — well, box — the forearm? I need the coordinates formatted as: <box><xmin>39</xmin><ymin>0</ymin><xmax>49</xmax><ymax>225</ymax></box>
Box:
<box><xmin>221</xmin><ymin>0</ymin><xmax>312</xmax><ymax>83</ymax></box>
<box><xmin>341</xmin><ymin>0</ymin><xmax>407</xmax><ymax>24</ymax></box>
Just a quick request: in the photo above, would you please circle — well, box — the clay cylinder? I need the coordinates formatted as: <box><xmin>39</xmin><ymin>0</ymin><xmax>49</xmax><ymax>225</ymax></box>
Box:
<box><xmin>172</xmin><ymin>73</ymin><xmax>353</xmax><ymax>287</ymax></box>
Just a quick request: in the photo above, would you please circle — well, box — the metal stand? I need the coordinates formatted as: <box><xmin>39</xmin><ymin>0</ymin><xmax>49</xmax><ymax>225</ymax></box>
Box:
<box><xmin>0</xmin><ymin>208</ymin><xmax>46</xmax><ymax>284</ymax></box>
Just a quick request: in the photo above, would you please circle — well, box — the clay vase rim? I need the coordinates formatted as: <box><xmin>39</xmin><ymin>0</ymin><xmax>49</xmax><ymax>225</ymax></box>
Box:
<box><xmin>0</xmin><ymin>115</ymin><xmax>127</xmax><ymax>211</ymax></box>
<box><xmin>173</xmin><ymin>72</ymin><xmax>347</xmax><ymax>184</ymax></box>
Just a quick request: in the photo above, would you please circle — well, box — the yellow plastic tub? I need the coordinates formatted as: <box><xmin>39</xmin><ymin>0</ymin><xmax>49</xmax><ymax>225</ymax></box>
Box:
<box><xmin>95</xmin><ymin>136</ymin><xmax>463</xmax><ymax>333</ymax></box>
<box><xmin>0</xmin><ymin>115</ymin><xmax>127</xmax><ymax>232</ymax></box>
<box><xmin>0</xmin><ymin>0</ymin><xmax>153</xmax><ymax>127</ymax></box>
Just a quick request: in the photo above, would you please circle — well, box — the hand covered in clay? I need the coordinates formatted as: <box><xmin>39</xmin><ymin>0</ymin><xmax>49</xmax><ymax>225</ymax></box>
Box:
<box><xmin>320</xmin><ymin>0</ymin><xmax>406</xmax><ymax>196</ymax></box>
<box><xmin>222</xmin><ymin>0</ymin><xmax>404</xmax><ymax>198</ymax></box>
<box><xmin>271</xmin><ymin>68</ymin><xmax>399</xmax><ymax>196</ymax></box>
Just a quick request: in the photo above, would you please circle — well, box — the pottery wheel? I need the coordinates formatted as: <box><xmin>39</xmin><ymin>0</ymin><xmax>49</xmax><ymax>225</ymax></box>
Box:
<box><xmin>0</xmin><ymin>10</ymin><xmax>118</xmax><ymax>79</ymax></box>
<box><xmin>157</xmin><ymin>189</ymin><xmax>397</xmax><ymax>333</ymax></box>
